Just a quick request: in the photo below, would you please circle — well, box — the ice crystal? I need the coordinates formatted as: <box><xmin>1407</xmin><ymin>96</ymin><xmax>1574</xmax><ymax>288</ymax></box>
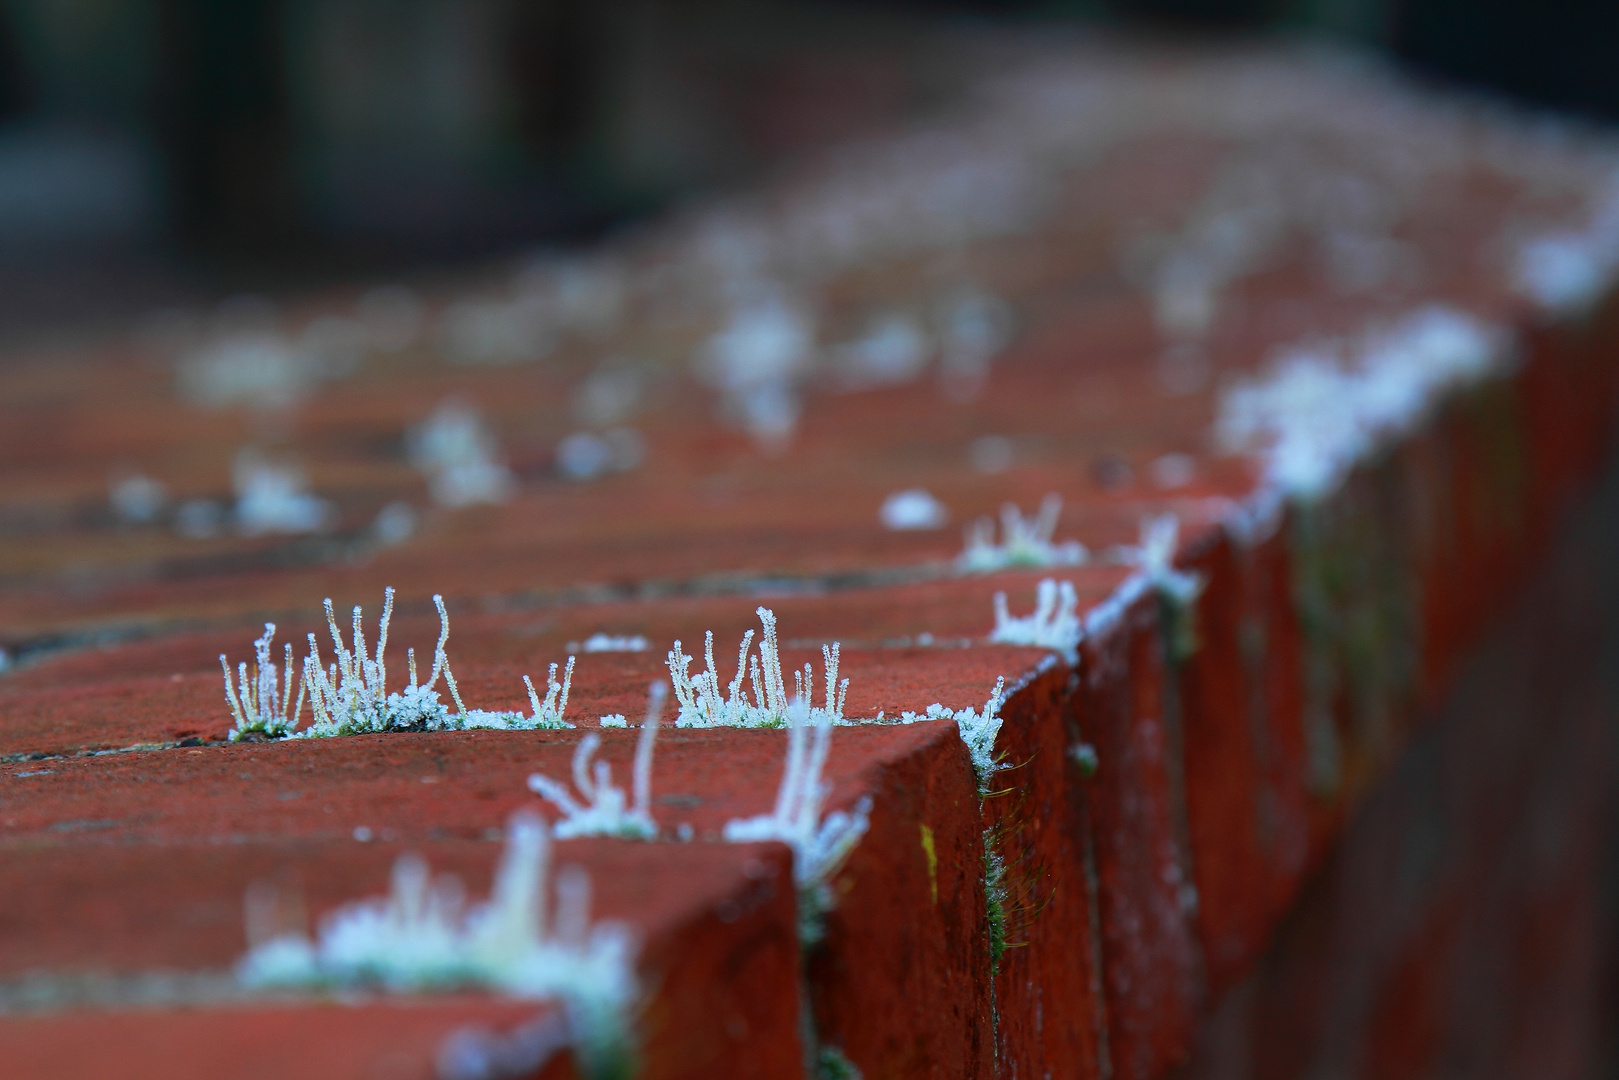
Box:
<box><xmin>693</xmin><ymin>290</ymin><xmax>815</xmax><ymax>446</ymax></box>
<box><xmin>831</xmin><ymin>313</ymin><xmax>929</xmax><ymax>390</ymax></box>
<box><xmin>879</xmin><ymin>488</ymin><xmax>949</xmax><ymax>531</ymax></box>
<box><xmin>1513</xmin><ymin>177</ymin><xmax>1619</xmax><ymax>314</ymax></box>
<box><xmin>580</xmin><ymin>633</ymin><xmax>648</xmax><ymax>654</ymax></box>
<box><xmin>1122</xmin><ymin>513</ymin><xmax>1204</xmax><ymax>607</ymax></box>
<box><xmin>723</xmin><ymin>700</ymin><xmax>872</xmax><ymax>942</ymax></box>
<box><xmin>529</xmin><ymin>684</ymin><xmax>665</xmax><ymax>840</ymax></box>
<box><xmin>456</xmin><ymin>658</ymin><xmax>576</xmax><ymax>732</ymax></box>
<box><xmin>177</xmin><ymin>328</ymin><xmax>320</xmax><ymax>411</ymax></box>
<box><xmin>300</xmin><ymin>588</ymin><xmax>451</xmax><ymax>736</ymax></box>
<box><xmin>408</xmin><ymin>399</ymin><xmax>517</xmax><ymax>508</ymax></box>
<box><xmin>238</xmin><ymin>812</ymin><xmax>638</xmax><ymax>1077</ymax></box>
<box><xmin>989</xmin><ymin>579</ymin><xmax>1081</xmax><ymax>662</ymax></box>
<box><xmin>1216</xmin><ymin>306</ymin><xmax>1500</xmax><ymax>499</ymax></box>
<box><xmin>109</xmin><ymin>471</ymin><xmax>167</xmax><ymax>524</ymax></box>
<box><xmin>221</xmin><ymin>588</ymin><xmax>575</xmax><ymax>738</ymax></box>
<box><xmin>233</xmin><ymin>449</ymin><xmax>332</xmax><ymax>536</ymax></box>
<box><xmin>892</xmin><ymin>677</ymin><xmax>1007</xmax><ymax>788</ymax></box>
<box><xmin>667</xmin><ymin>607</ymin><xmax>847</xmax><ymax>729</ymax></box>
<box><xmin>556</xmin><ymin>428</ymin><xmax>644</xmax><ymax>481</ymax></box>
<box><xmin>221</xmin><ymin>623</ymin><xmax>305</xmax><ymax>741</ymax></box>
<box><xmin>957</xmin><ymin>494</ymin><xmax>1087</xmax><ymax>573</ymax></box>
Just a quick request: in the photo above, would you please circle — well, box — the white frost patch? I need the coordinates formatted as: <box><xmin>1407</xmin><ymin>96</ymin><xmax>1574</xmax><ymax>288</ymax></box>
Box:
<box><xmin>372</xmin><ymin>501</ymin><xmax>416</xmax><ymax>546</ymax></box>
<box><xmin>233</xmin><ymin>449</ymin><xmax>332</xmax><ymax>535</ymax></box>
<box><xmin>1216</xmin><ymin>305</ymin><xmax>1502</xmax><ymax>499</ymax></box>
<box><xmin>177</xmin><ymin>330</ymin><xmax>319</xmax><ymax>411</ymax></box>
<box><xmin>957</xmin><ymin>493</ymin><xmax>1087</xmax><ymax>573</ymax></box>
<box><xmin>222</xmin><ymin>623</ymin><xmax>305</xmax><ymax>741</ymax></box>
<box><xmin>937</xmin><ymin>289</ymin><xmax>1013</xmax><ymax>401</ymax></box>
<box><xmin>238</xmin><ymin>812</ymin><xmax>637</xmax><ymax>1071</ymax></box>
<box><xmin>693</xmin><ymin>291</ymin><xmax>815</xmax><ymax>447</ymax></box>
<box><xmin>832</xmin><ymin>313</ymin><xmax>930</xmax><ymax>390</ymax></box>
<box><xmin>667</xmin><ymin>607</ymin><xmax>847</xmax><ymax>729</ymax></box>
<box><xmin>890</xmin><ymin>678</ymin><xmax>1007</xmax><ymax>788</ymax></box>
<box><xmin>408</xmin><ymin>399</ymin><xmax>517</xmax><ymax>508</ymax></box>
<box><xmin>109</xmin><ymin>471</ymin><xmax>166</xmax><ymax>524</ymax></box>
<box><xmin>723</xmin><ymin>700</ymin><xmax>872</xmax><ymax>941</ymax></box>
<box><xmin>1120</xmin><ymin>513</ymin><xmax>1203</xmax><ymax>607</ymax></box>
<box><xmin>221</xmin><ymin>588</ymin><xmax>575</xmax><ymax>738</ymax></box>
<box><xmin>529</xmin><ymin>685</ymin><xmax>664</xmax><ymax>840</ymax></box>
<box><xmin>555</xmin><ymin>428</ymin><xmax>644</xmax><ymax>482</ymax></box>
<box><xmin>580</xmin><ymin>633</ymin><xmax>649</xmax><ymax>653</ymax></box>
<box><xmin>880</xmin><ymin>488</ymin><xmax>949</xmax><ymax>531</ymax></box>
<box><xmin>990</xmin><ymin>579</ymin><xmax>1081</xmax><ymax>662</ymax></box>
<box><xmin>1514</xmin><ymin>176</ymin><xmax>1619</xmax><ymax>314</ymax></box>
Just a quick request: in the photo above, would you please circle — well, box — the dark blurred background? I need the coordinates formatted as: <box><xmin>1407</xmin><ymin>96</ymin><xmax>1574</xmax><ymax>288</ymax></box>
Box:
<box><xmin>0</xmin><ymin>0</ymin><xmax>1612</xmax><ymax>343</ymax></box>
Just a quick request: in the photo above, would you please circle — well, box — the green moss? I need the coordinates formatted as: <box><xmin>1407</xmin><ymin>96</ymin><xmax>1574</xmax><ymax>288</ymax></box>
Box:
<box><xmin>984</xmin><ymin>844</ymin><xmax>1008</xmax><ymax>972</ymax></box>
<box><xmin>815</xmin><ymin>1046</ymin><xmax>863</xmax><ymax>1080</ymax></box>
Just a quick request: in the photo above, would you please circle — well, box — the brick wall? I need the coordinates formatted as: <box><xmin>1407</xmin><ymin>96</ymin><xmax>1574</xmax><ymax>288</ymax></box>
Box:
<box><xmin>2</xmin><ymin>38</ymin><xmax>1619</xmax><ymax>1080</ymax></box>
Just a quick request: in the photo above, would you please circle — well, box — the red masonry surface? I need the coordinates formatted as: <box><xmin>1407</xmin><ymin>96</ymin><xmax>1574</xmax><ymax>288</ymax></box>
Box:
<box><xmin>6</xmin><ymin>35</ymin><xmax>1619</xmax><ymax>1080</ymax></box>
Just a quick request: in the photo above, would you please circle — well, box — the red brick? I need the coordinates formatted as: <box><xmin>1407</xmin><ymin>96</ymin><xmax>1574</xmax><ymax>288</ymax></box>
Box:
<box><xmin>1076</xmin><ymin>591</ymin><xmax>1203</xmax><ymax>1080</ymax></box>
<box><xmin>984</xmin><ymin>658</ymin><xmax>1109</xmax><ymax>1079</ymax></box>
<box><xmin>0</xmin><ymin>1000</ymin><xmax>578</xmax><ymax>1080</ymax></box>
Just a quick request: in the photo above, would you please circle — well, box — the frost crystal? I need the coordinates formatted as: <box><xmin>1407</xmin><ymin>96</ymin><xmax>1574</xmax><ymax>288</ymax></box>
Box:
<box><xmin>1216</xmin><ymin>306</ymin><xmax>1500</xmax><ymax>500</ymax></box>
<box><xmin>723</xmin><ymin>700</ymin><xmax>872</xmax><ymax>941</ymax></box>
<box><xmin>221</xmin><ymin>623</ymin><xmax>305</xmax><ymax>741</ymax></box>
<box><xmin>456</xmin><ymin>657</ymin><xmax>576</xmax><ymax>731</ymax></box>
<box><xmin>989</xmin><ymin>579</ymin><xmax>1081</xmax><ymax>662</ymax></box>
<box><xmin>408</xmin><ymin>399</ymin><xmax>517</xmax><ymax>508</ymax></box>
<box><xmin>238</xmin><ymin>812</ymin><xmax>638</xmax><ymax>1076</ymax></box>
<box><xmin>667</xmin><ymin>607</ymin><xmax>847</xmax><ymax>729</ymax></box>
<box><xmin>693</xmin><ymin>290</ymin><xmax>815</xmax><ymax>446</ymax></box>
<box><xmin>109</xmin><ymin>471</ymin><xmax>167</xmax><ymax>524</ymax></box>
<box><xmin>893</xmin><ymin>677</ymin><xmax>1007</xmax><ymax>788</ymax></box>
<box><xmin>831</xmin><ymin>313</ymin><xmax>930</xmax><ymax>390</ymax></box>
<box><xmin>221</xmin><ymin>587</ymin><xmax>575</xmax><ymax>738</ymax></box>
<box><xmin>880</xmin><ymin>488</ymin><xmax>949</xmax><ymax>531</ymax></box>
<box><xmin>1122</xmin><ymin>513</ymin><xmax>1204</xmax><ymax>606</ymax></box>
<box><xmin>1513</xmin><ymin>177</ymin><xmax>1619</xmax><ymax>314</ymax></box>
<box><xmin>957</xmin><ymin>494</ymin><xmax>1087</xmax><ymax>573</ymax></box>
<box><xmin>581</xmin><ymin>633</ymin><xmax>649</xmax><ymax>653</ymax></box>
<box><xmin>233</xmin><ymin>449</ymin><xmax>332</xmax><ymax>536</ymax></box>
<box><xmin>529</xmin><ymin>684</ymin><xmax>665</xmax><ymax>839</ymax></box>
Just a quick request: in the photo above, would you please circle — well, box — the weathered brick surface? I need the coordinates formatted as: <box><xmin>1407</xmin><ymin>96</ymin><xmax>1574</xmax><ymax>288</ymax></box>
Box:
<box><xmin>0</xmin><ymin>1001</ymin><xmax>579</xmax><ymax>1080</ymax></box>
<box><xmin>1181</xmin><ymin>450</ymin><xmax>1619</xmax><ymax>1080</ymax></box>
<box><xmin>985</xmin><ymin>658</ymin><xmax>1108</xmax><ymax>1080</ymax></box>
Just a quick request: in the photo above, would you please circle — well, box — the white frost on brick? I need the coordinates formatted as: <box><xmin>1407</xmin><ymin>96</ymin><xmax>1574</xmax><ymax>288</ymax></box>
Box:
<box><xmin>408</xmin><ymin>399</ymin><xmax>517</xmax><ymax>508</ymax></box>
<box><xmin>989</xmin><ymin>578</ymin><xmax>1081</xmax><ymax>662</ymax></box>
<box><xmin>889</xmin><ymin>677</ymin><xmax>1007</xmax><ymax>788</ymax></box>
<box><xmin>1217</xmin><ymin>305</ymin><xmax>1502</xmax><ymax>500</ymax></box>
<box><xmin>109</xmin><ymin>471</ymin><xmax>167</xmax><ymax>524</ymax></box>
<box><xmin>528</xmin><ymin>684</ymin><xmax>665</xmax><ymax>840</ymax></box>
<box><xmin>667</xmin><ymin>607</ymin><xmax>847</xmax><ymax>729</ymax></box>
<box><xmin>221</xmin><ymin>588</ymin><xmax>575</xmax><ymax>738</ymax></box>
<box><xmin>233</xmin><ymin>449</ymin><xmax>332</xmax><ymax>536</ymax></box>
<box><xmin>238</xmin><ymin>812</ymin><xmax>637</xmax><ymax>1071</ymax></box>
<box><xmin>1514</xmin><ymin>174</ymin><xmax>1619</xmax><ymax>314</ymax></box>
<box><xmin>723</xmin><ymin>699</ymin><xmax>872</xmax><ymax>940</ymax></box>
<box><xmin>832</xmin><ymin>313</ymin><xmax>930</xmax><ymax>390</ymax></box>
<box><xmin>880</xmin><ymin>488</ymin><xmax>949</xmax><ymax>531</ymax></box>
<box><xmin>957</xmin><ymin>493</ymin><xmax>1087</xmax><ymax>573</ymax></box>
<box><xmin>580</xmin><ymin>633</ymin><xmax>649</xmax><ymax>653</ymax></box>
<box><xmin>177</xmin><ymin>329</ymin><xmax>319</xmax><ymax>411</ymax></box>
<box><xmin>1121</xmin><ymin>513</ymin><xmax>1204</xmax><ymax>607</ymax></box>
<box><xmin>221</xmin><ymin>623</ymin><xmax>305</xmax><ymax>741</ymax></box>
<box><xmin>693</xmin><ymin>290</ymin><xmax>815</xmax><ymax>446</ymax></box>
